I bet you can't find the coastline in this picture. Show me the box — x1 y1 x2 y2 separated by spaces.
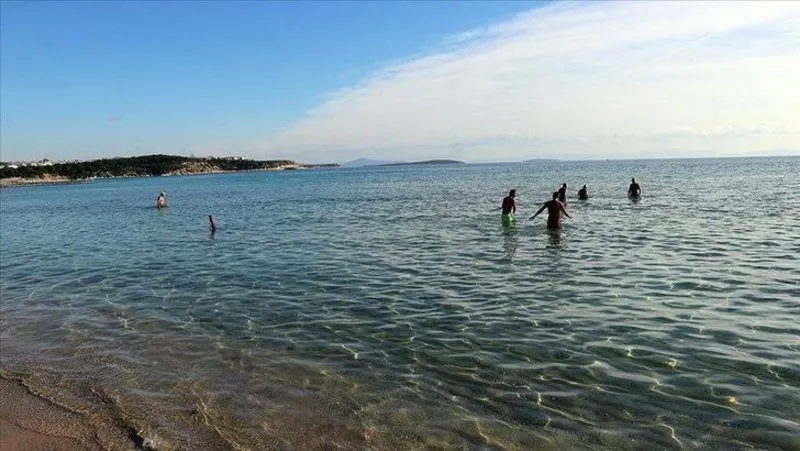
0 376 139 451
0 175 86 188
0 163 331 188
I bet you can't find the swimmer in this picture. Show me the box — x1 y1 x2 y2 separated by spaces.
558 183 567 204
577 184 588 200
628 178 641 198
156 191 167 209
209 215 217 234
500 189 516 224
529 191 571 230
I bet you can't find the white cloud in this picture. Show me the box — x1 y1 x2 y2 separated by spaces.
255 1 800 163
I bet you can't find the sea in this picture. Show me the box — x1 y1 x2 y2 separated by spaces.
1 157 798 450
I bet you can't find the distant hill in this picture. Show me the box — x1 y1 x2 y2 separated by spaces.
0 154 302 181
341 158 399 168
521 158 559 163
378 159 464 167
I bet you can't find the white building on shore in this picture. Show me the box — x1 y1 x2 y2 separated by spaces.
1 158 55 168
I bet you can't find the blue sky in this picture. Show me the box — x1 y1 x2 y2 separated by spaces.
1 1 798 163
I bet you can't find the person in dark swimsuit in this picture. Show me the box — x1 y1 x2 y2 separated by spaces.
577 185 588 200
557 183 567 204
529 191 571 229
628 178 641 198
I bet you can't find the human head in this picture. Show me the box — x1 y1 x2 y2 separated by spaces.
562 183 567 188
552 191 559 200
160 191 165 196
509 189 516 197
631 178 635 183
583 184 587 189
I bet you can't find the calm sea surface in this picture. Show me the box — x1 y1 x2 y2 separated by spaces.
1 158 799 450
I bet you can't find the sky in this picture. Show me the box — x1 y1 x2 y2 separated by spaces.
1 1 798 164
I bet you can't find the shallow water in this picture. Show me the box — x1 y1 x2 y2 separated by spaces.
1 157 799 450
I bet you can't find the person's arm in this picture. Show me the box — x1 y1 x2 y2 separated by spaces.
529 203 547 220
560 203 571 218
512 200 516 215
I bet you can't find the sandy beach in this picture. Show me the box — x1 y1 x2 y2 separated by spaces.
0 377 140 451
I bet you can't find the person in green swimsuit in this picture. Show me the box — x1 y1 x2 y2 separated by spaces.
501 189 516 224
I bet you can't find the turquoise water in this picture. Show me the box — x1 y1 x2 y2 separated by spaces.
1 158 799 450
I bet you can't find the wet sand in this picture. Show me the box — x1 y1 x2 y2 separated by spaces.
0 377 139 451
0 419 87 451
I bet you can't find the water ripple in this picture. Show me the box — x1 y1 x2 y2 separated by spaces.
2 158 799 449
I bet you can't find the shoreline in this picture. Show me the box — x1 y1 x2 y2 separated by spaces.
0 176 88 188
0 376 140 451
0 164 333 188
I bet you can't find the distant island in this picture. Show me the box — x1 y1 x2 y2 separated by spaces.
521 158 559 163
342 158 465 168
0 154 339 187
341 158 399 168
377 159 464 167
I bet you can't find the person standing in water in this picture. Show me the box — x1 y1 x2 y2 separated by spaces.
500 189 516 224
156 191 167 209
529 191 571 229
628 178 641 198
209 215 217 234
558 183 567 204
577 185 588 200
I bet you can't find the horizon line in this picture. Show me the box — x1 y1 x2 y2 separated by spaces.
7 152 798 166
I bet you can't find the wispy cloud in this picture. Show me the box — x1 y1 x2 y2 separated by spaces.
256 1 800 162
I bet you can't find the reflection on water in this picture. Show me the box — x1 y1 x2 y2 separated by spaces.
546 228 563 248
1 157 799 449
501 223 519 260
